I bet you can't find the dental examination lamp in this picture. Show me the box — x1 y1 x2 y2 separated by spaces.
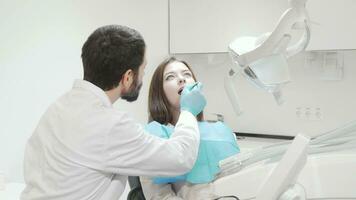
225 0 310 116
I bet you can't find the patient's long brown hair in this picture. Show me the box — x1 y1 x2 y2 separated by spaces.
148 57 204 124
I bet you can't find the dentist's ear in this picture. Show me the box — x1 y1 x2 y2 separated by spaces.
121 69 134 89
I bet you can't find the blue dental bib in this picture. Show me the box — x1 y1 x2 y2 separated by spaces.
145 121 240 184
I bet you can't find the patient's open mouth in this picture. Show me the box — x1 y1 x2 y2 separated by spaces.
178 88 183 95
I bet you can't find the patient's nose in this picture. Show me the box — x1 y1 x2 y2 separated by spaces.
178 76 186 84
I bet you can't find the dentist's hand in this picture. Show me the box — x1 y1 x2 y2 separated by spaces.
180 82 207 116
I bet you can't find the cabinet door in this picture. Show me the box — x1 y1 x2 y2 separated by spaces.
169 0 289 54
306 0 356 51
169 0 356 54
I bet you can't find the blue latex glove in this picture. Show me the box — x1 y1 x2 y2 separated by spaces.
180 82 207 116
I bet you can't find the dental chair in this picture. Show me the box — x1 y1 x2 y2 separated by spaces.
127 120 356 200
213 120 356 199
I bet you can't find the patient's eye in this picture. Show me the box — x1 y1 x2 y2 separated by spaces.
165 74 175 80
183 72 192 78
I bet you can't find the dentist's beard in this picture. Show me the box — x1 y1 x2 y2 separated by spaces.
121 79 143 102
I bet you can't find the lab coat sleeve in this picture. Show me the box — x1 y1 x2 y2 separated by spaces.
104 110 200 177
140 176 183 200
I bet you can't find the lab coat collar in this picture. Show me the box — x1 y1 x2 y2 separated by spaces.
73 79 112 107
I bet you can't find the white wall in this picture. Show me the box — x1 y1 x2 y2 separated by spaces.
0 0 169 191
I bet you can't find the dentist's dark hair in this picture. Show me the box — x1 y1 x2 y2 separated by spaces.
81 25 145 91
148 56 203 124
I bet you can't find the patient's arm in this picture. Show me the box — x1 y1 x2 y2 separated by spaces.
140 176 183 200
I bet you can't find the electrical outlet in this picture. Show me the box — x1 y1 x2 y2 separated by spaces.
296 107 322 120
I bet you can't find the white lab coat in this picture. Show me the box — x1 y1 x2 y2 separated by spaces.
21 80 200 200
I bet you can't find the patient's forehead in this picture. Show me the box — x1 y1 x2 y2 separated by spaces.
164 61 190 74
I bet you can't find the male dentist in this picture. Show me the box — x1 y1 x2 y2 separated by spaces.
21 24 206 200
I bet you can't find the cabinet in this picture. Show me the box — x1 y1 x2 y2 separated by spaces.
306 0 356 50
169 0 356 54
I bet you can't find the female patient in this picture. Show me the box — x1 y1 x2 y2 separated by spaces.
140 57 240 200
